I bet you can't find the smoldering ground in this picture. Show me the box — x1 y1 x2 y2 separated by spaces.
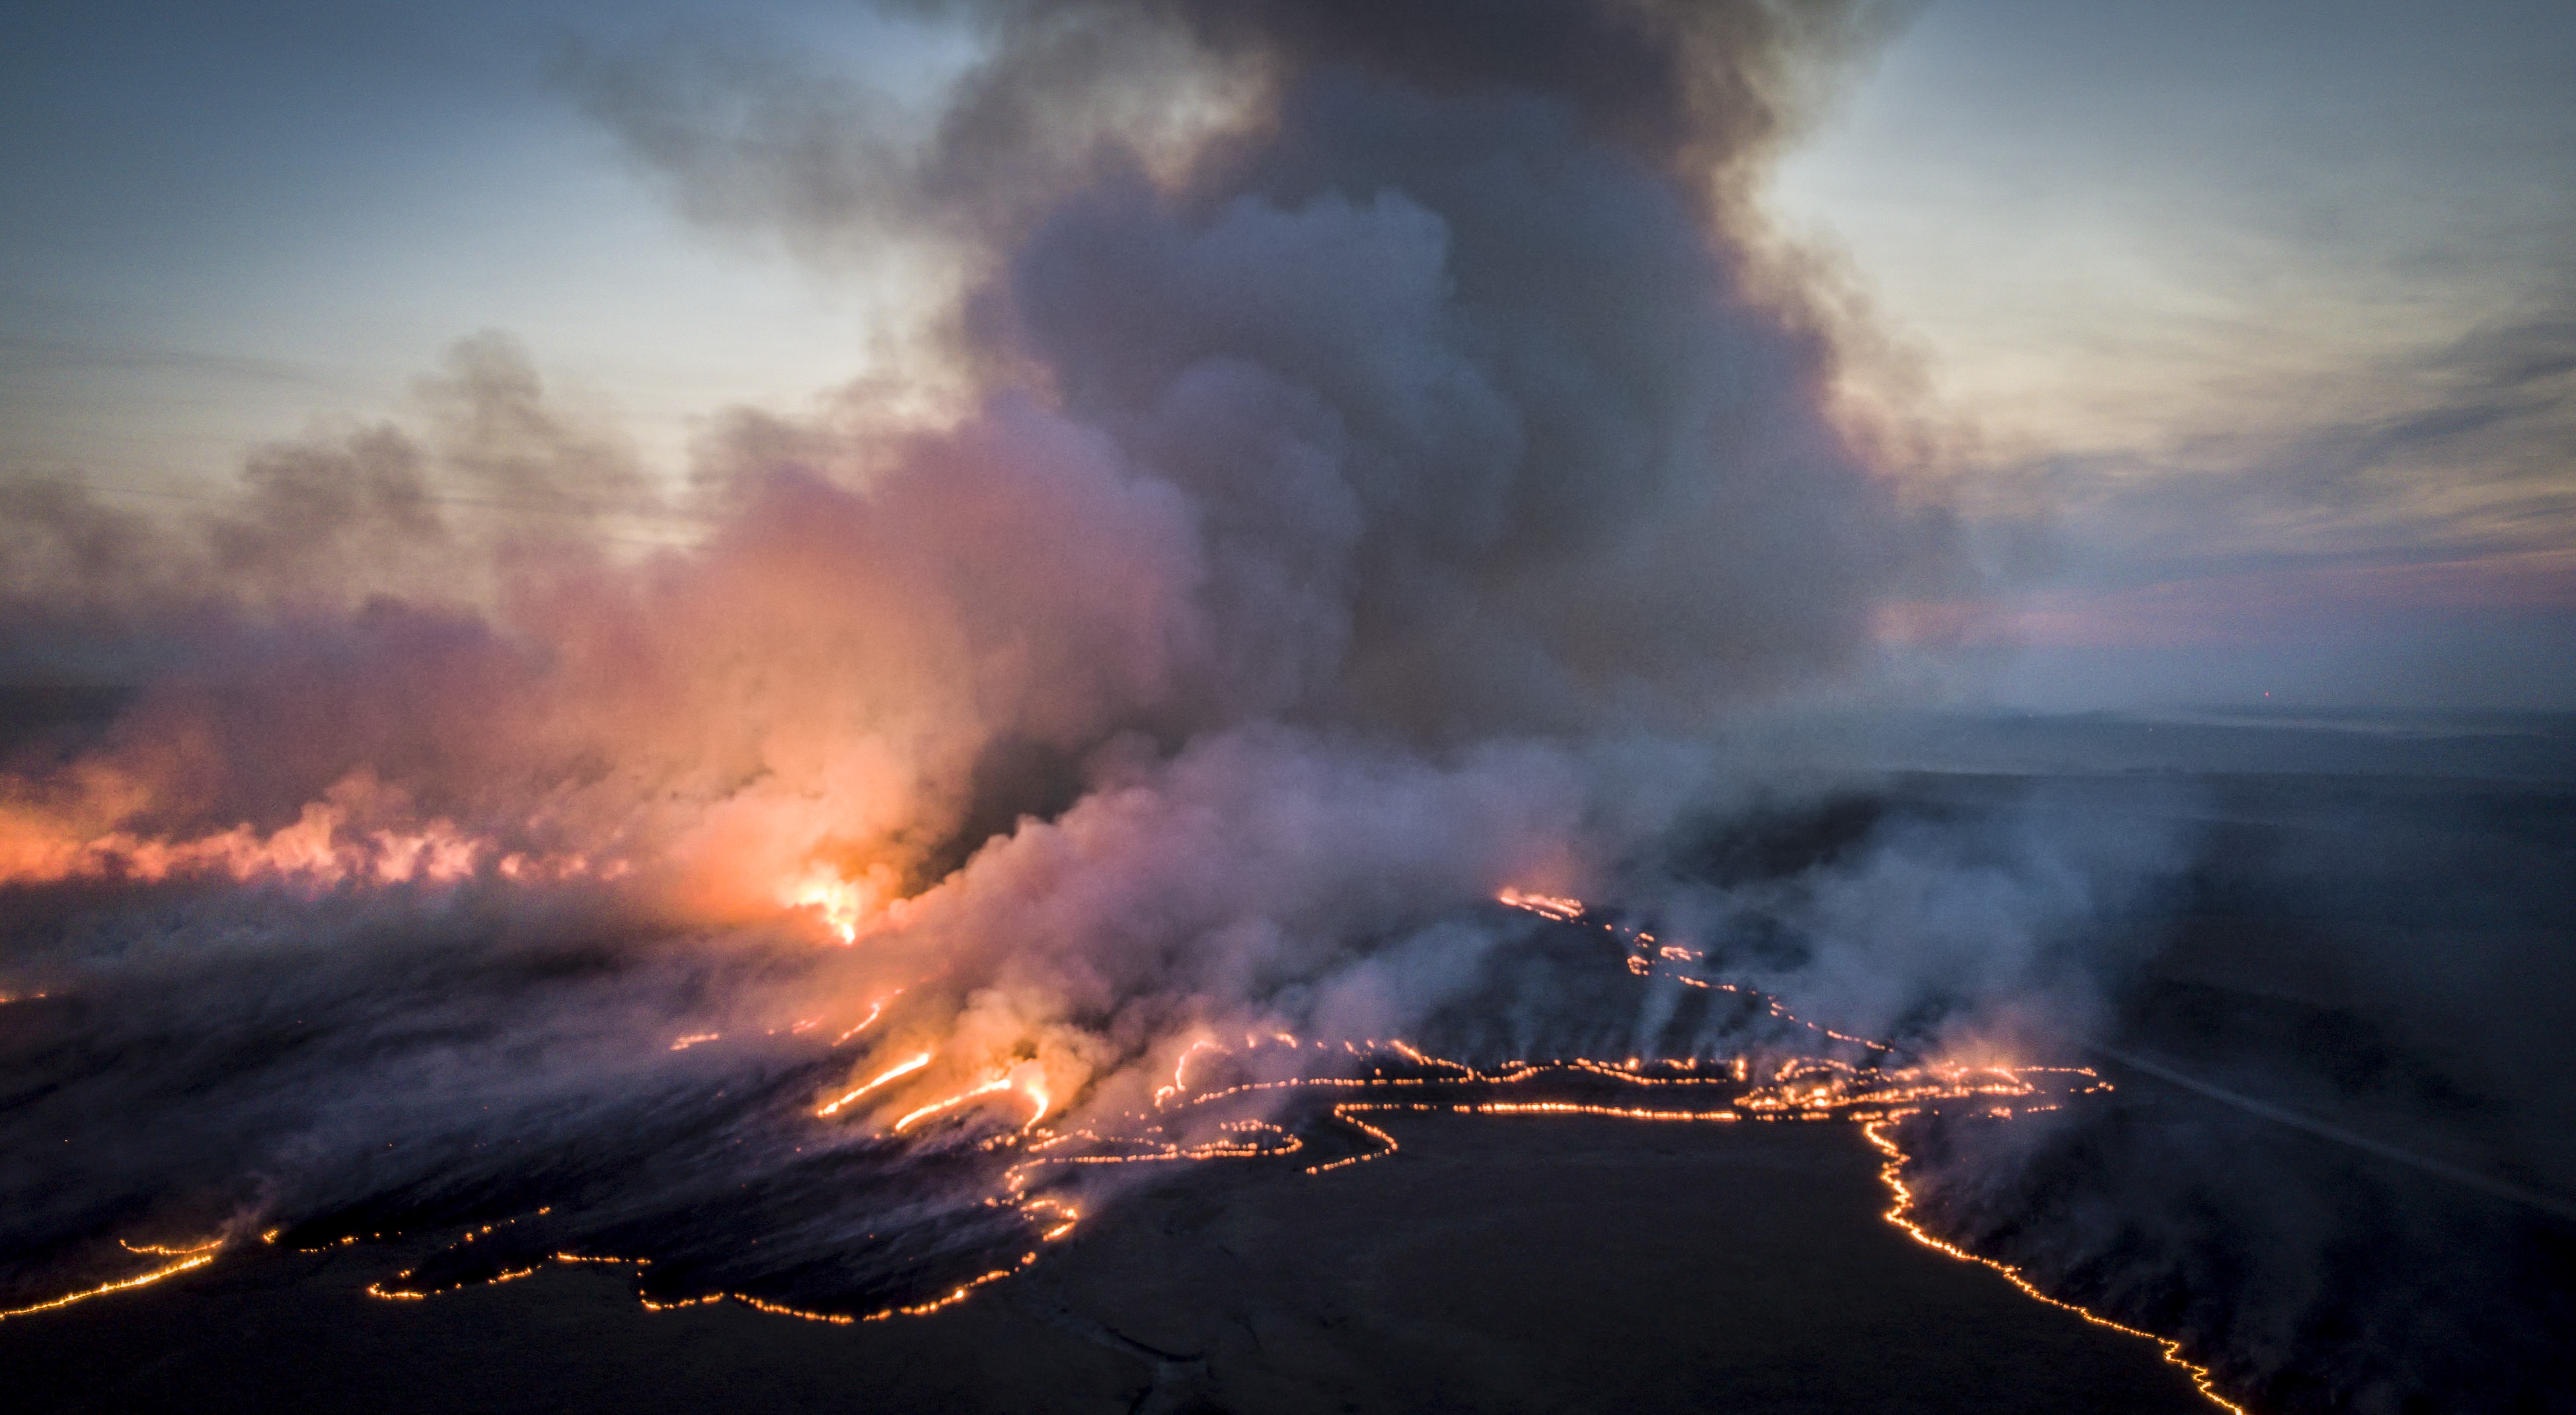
0 0 1910 1326
2 2 2569 1411
1703 759 2576 1415
13 718 2569 1413
0 747 2187 1322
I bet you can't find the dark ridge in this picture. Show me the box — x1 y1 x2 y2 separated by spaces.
2121 979 2490 1120
1661 790 1895 886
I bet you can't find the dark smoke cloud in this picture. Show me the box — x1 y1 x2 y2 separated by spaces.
15 3 2444 1404
989 76 1930 735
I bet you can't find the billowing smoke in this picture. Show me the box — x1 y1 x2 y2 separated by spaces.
0 0 2279 1377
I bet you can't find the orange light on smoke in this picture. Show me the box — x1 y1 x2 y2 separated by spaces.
816 1052 932 1117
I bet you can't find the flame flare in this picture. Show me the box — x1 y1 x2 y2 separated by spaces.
815 1052 932 1118
0 857 2237 1415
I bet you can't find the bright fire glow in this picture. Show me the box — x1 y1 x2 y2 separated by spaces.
1493 886 1583 921
785 866 902 944
891 1075 1018 1133
0 1244 222 1321
0 800 492 891
0 877 2238 1415
1016 1065 1052 1127
292 1013 2229 1415
816 1052 932 1117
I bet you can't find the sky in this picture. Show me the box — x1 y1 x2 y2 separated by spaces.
3 0 2572 710
1769 0 2576 707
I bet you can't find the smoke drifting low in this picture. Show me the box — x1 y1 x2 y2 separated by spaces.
0 0 2285 1384
8 0 1948 1074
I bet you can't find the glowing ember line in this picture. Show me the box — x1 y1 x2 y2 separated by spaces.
634 1256 1042 1327
816 1052 932 1116
1299 1098 1752 1175
1153 1039 1225 1108
1495 886 1584 921
0 1250 218 1320
210 886 2236 1409
314 1028 2222 1405
1862 1118 2244 1414
834 994 897 1045
118 1237 225 1256
1306 1106 1402 1174
369 1263 543 1302
1468 1102 1739 1122
891 1076 1015 1132
1388 1040 1483 1079
1507 890 1902 1053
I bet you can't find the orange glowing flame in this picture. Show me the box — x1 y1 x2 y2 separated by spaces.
817 1052 932 1117
781 862 912 944
118 1237 224 1256
1495 886 1584 921
1153 1038 1225 1108
1015 1064 1053 1128
0 864 2242 1415
834 995 897 1045
787 876 872 944
0 1243 223 1321
0 798 494 891
296 1008 2239 1415
892 1075 1016 1133
887 1061 1053 1135
1862 1118 2246 1414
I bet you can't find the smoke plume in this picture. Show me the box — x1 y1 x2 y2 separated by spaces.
0 0 2218 1358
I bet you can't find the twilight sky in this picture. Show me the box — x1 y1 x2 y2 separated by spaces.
4 0 2571 708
